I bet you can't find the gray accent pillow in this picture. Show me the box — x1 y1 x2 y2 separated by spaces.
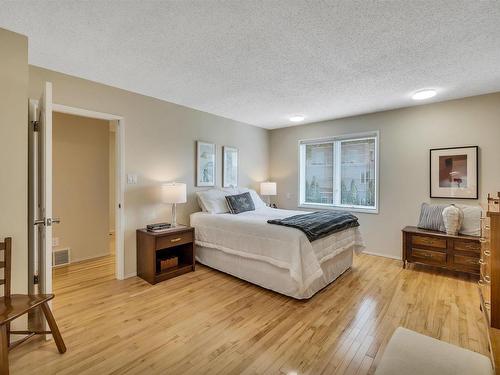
418 203 446 232
225 192 255 214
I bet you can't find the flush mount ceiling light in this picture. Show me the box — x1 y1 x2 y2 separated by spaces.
412 89 437 100
289 115 305 122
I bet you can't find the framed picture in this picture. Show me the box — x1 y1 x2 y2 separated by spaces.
196 141 216 187
223 146 238 187
430 146 478 199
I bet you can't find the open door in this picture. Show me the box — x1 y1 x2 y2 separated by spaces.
29 82 56 297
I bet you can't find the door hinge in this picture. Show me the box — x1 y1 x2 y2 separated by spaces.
32 120 40 132
33 274 39 285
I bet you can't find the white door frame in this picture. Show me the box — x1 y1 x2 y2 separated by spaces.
52 103 126 280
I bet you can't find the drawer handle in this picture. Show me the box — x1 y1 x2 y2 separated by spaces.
480 238 488 243
170 237 182 243
479 259 487 265
484 250 491 257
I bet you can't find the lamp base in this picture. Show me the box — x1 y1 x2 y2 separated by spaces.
171 203 177 227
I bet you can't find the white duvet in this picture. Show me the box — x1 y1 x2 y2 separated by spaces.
190 207 364 294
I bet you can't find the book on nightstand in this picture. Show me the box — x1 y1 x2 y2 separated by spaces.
146 222 171 232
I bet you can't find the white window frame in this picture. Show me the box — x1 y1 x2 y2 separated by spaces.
298 130 379 214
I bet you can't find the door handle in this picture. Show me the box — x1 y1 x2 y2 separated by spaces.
34 217 61 226
34 218 45 226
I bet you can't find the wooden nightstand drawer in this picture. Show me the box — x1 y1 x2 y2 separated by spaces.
453 240 480 254
411 235 447 249
410 248 447 265
156 231 193 250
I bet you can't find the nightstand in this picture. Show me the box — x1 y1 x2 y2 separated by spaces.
136 225 195 284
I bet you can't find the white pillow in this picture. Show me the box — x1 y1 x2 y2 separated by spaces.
457 204 482 237
237 187 267 209
196 195 208 212
196 189 230 214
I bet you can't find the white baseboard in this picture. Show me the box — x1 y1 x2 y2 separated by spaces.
124 272 137 279
362 251 402 261
70 252 111 264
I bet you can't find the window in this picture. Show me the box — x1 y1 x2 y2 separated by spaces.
299 132 378 212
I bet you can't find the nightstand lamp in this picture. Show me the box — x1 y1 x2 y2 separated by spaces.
161 182 187 227
260 181 277 207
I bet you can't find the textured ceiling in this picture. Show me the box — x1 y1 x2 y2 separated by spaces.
1 1 500 129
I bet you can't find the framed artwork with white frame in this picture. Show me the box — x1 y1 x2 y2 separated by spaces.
196 141 216 187
430 146 478 199
223 146 238 187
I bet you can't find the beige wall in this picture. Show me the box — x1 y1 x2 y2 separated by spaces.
270 93 500 259
53 112 110 262
0 28 28 294
29 66 269 277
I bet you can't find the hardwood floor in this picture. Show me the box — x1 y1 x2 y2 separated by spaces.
9 253 488 374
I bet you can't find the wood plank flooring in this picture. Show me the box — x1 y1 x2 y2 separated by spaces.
9 253 489 374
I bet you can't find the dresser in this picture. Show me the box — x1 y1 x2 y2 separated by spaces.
402 226 481 276
478 193 500 372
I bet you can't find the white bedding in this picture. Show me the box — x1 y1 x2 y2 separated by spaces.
190 207 364 295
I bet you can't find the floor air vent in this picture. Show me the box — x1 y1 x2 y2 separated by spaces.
53 248 71 267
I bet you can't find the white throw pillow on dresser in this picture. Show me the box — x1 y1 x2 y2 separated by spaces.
457 204 482 237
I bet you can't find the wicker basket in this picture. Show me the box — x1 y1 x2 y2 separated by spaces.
160 256 178 271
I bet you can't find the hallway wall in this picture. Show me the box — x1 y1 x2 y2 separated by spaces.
53 112 110 262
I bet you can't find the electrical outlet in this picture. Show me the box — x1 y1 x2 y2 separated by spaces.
52 237 59 247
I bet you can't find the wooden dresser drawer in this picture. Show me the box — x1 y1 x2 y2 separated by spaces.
411 235 447 249
453 239 480 254
156 231 193 250
410 248 447 265
453 254 480 269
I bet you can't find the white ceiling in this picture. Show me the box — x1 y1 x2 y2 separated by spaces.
1 1 500 129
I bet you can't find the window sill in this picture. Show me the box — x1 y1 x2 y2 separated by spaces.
298 203 379 215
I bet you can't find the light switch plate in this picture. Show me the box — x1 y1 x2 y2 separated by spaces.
127 174 138 184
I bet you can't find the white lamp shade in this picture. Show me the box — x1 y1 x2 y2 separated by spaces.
161 183 187 204
260 182 277 196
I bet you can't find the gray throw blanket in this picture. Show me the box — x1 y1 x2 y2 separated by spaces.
267 211 359 242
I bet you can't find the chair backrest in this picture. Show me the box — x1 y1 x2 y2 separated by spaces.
0 237 11 298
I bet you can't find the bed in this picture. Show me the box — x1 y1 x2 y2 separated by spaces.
190 188 364 299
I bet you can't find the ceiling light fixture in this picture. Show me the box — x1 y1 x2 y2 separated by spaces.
289 115 305 122
412 89 437 100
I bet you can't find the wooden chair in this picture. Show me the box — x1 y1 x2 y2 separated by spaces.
1 237 66 375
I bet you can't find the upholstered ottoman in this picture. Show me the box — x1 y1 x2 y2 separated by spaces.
375 327 493 375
